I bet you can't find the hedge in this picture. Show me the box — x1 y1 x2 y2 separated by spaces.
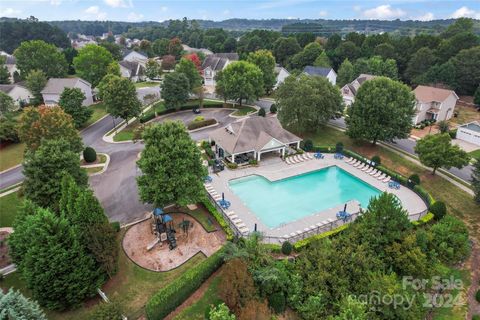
145 248 225 320
201 199 234 240
294 224 348 250
187 118 217 130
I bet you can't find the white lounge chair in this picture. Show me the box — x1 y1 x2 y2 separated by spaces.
365 167 373 173
383 176 391 183
229 214 238 220
354 161 363 168
307 153 314 159
357 163 365 170
231 217 242 223
239 226 249 233
345 157 353 163
226 211 235 217
373 171 382 177
285 157 292 165
350 159 358 166
302 154 310 161
295 155 304 162
236 222 246 228
362 165 370 171
377 173 386 180
213 195 222 201
289 157 297 164
369 169 378 175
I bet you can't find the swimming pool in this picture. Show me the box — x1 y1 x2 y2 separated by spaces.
228 166 381 228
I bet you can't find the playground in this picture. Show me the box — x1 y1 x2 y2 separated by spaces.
122 210 225 272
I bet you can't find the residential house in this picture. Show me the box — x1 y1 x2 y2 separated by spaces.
341 74 377 106
413 85 458 124
41 78 93 106
122 49 148 65
201 53 239 87
209 116 302 164
303 66 337 85
0 51 17 82
274 66 290 89
119 60 146 82
0 84 32 107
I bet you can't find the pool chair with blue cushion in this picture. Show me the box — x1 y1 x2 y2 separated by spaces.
314 152 324 159
204 176 213 183
383 176 391 183
334 153 344 160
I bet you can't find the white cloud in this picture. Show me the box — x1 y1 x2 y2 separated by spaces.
362 5 406 20
414 12 434 21
223 9 231 16
85 6 107 20
0 8 22 17
160 6 168 12
450 6 480 19
103 0 130 8
319 10 328 17
353 5 362 12
127 12 144 22
50 0 62 5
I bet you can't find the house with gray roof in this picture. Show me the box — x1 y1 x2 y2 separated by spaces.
209 116 301 164
41 77 93 106
122 49 148 65
341 74 377 106
201 53 239 87
0 84 32 107
119 60 146 82
303 66 337 85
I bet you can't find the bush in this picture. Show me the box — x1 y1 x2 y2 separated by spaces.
201 199 234 240
438 120 449 133
270 104 277 113
409 174 421 186
335 142 344 153
110 221 121 233
281 241 292 255
193 115 205 122
187 118 217 130
268 292 286 314
139 110 155 123
248 159 258 166
303 139 313 152
90 301 123 320
449 129 457 139
146 248 225 320
430 201 447 220
371 155 381 165
227 163 238 169
472 315 480 320
476 289 480 303
83 147 97 163
258 108 266 117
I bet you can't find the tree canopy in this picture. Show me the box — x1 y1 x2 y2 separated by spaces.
0 91 15 116
14 40 68 78
161 72 190 110
175 57 202 91
0 288 47 320
247 49 276 94
346 77 415 145
102 76 142 122
73 44 115 87
137 121 207 208
273 37 301 67
59 87 92 128
336 58 355 87
25 69 47 106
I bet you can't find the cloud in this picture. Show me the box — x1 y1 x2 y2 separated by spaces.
450 6 480 19
353 5 362 12
85 6 107 20
414 12 434 21
103 0 130 8
223 9 231 16
50 0 62 5
319 10 328 17
0 8 22 17
160 6 168 12
127 12 144 21
362 5 406 20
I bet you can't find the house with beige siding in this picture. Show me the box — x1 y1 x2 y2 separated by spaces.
341 74 377 106
0 84 32 107
41 78 93 106
413 85 458 124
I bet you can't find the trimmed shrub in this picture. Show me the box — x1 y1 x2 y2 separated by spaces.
472 315 480 320
281 241 292 255
268 292 286 314
110 221 121 233
294 225 348 250
270 104 277 113
315 146 333 153
187 119 217 130
248 159 258 166
83 147 97 163
438 120 449 133
146 248 225 320
227 163 238 169
408 174 421 187
476 289 480 303
335 142 344 153
430 201 447 220
258 108 266 117
90 301 123 320
193 115 205 122
449 129 457 139
201 199 234 240
371 155 381 165
303 139 313 152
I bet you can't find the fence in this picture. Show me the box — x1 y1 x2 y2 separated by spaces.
206 191 245 238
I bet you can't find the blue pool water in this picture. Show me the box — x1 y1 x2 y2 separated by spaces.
228 166 381 228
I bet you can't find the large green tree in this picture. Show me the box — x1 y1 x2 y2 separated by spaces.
289 42 322 70
247 49 276 94
215 61 264 106
0 288 47 320
103 76 142 123
346 77 415 145
59 87 92 128
145 58 160 80
275 74 343 133
8 206 100 310
73 44 114 87
0 91 15 116
313 51 331 68
18 106 83 153
470 159 480 203
137 121 207 208
14 40 67 78
354 56 398 80
175 57 202 91
25 69 47 106
336 58 355 87
450 46 480 95
161 72 190 110
414 133 470 175
0 55 10 84
152 38 169 56
273 37 301 66
23 138 88 209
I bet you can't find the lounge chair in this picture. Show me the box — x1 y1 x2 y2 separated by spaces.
302 154 310 161
369 169 378 175
239 226 249 233
377 173 386 180
236 222 247 228
365 167 373 173
383 176 391 183
288 157 297 164
229 214 238 220
373 171 382 177
357 163 365 170
353 161 362 167
226 211 235 217
212 195 222 201
297 155 305 162
362 165 370 171
285 157 292 165
307 153 314 159
350 159 358 166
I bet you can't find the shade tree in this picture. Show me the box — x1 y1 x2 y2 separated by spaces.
73 44 115 87
175 57 202 91
246 49 276 94
14 40 68 78
102 76 142 123
59 87 92 128
25 69 47 106
161 72 190 110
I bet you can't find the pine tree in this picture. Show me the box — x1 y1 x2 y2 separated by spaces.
472 159 480 204
0 288 47 320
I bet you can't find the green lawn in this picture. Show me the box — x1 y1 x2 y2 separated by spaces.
166 204 218 233
469 149 480 160
0 191 23 227
82 102 108 128
232 106 257 116
432 268 470 320
1 231 206 320
0 142 25 172
83 167 103 175
134 81 160 88
112 121 141 142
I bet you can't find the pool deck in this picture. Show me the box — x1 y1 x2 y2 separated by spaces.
207 153 428 240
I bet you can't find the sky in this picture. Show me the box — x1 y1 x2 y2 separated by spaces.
0 0 479 22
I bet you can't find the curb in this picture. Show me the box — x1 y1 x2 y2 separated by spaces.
81 153 111 176
0 164 21 175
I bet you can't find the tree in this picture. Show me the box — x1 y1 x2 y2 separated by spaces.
63 47 78 75
471 159 480 203
374 43 396 60
0 55 10 84
0 288 47 320
137 121 207 208
0 91 15 116
152 38 169 56
59 88 92 128
25 69 47 106
313 51 331 68
209 303 236 320
353 56 399 80
215 61 264 106
289 42 322 70
450 46 480 95
161 54 176 70
175 57 202 91
219 259 257 313
346 77 415 145
145 59 160 80
184 53 202 72
273 37 301 66
168 37 183 59
106 61 121 77
247 50 276 94
90 301 123 320
332 296 369 320
13 40 68 78
23 139 88 209
429 215 470 264
18 106 83 153
8 207 100 310
99 41 122 60
103 76 142 123
474 86 480 106
73 44 114 87
276 74 343 133
0 114 19 143
405 47 437 83
161 72 190 110
415 133 470 175
333 41 360 67
336 58 355 87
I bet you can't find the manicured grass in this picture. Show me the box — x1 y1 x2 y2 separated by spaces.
174 271 223 320
432 268 470 320
232 106 257 116
83 102 108 128
2 231 206 320
112 121 141 142
135 81 160 88
182 205 217 232
469 149 480 160
0 142 25 172
84 167 103 175
0 191 23 227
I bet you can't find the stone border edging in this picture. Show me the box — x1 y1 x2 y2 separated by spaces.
0 164 21 175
